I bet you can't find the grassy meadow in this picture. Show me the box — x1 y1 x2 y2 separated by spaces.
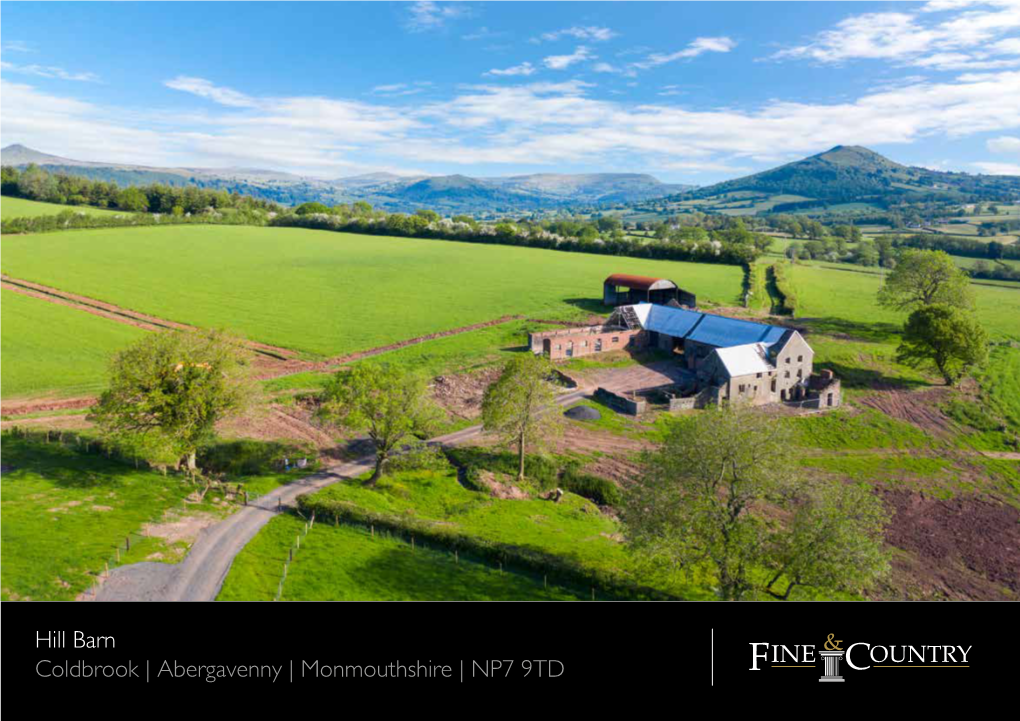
0 196 129 220
0 435 195 601
0 225 744 358
0 433 302 601
218 513 589 601
1 289 148 399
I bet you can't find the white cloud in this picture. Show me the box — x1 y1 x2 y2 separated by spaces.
0 61 100 82
543 46 595 70
371 82 431 97
630 37 737 70
462 27 505 41
2 40 35 53
5 68 1020 179
165 76 258 107
988 135 1020 153
972 161 1020 174
535 26 618 43
485 62 537 77
405 1 468 33
773 3 1020 70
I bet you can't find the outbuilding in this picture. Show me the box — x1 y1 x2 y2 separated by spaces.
602 274 696 307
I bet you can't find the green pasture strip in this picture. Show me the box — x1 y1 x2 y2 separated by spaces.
0 225 743 357
1 288 148 399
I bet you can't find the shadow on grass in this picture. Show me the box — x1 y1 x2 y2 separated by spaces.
798 316 903 344
562 297 611 316
345 545 591 601
816 361 931 391
0 437 143 489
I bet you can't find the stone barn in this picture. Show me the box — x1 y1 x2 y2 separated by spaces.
602 274 696 308
533 301 840 408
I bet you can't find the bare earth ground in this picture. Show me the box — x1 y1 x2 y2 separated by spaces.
856 387 957 437
880 488 1020 600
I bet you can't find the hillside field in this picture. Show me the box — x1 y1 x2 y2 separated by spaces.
0 196 129 220
787 263 1020 340
1 289 148 398
0 225 744 358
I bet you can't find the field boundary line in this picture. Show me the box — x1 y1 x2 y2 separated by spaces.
1 274 299 360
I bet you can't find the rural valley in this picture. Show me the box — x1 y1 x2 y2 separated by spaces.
2 0 1019 605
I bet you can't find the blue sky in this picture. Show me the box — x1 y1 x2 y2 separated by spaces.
2 1 1019 182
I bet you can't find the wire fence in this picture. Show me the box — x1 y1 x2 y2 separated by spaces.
271 511 606 602
274 511 316 601
2 425 263 601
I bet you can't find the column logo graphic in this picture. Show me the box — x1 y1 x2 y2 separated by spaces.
819 634 844 683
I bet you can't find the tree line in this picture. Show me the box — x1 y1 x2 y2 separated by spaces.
1 164 281 214
1 165 762 265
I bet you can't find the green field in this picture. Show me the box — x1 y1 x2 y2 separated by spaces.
0 225 744 358
1 289 148 398
788 263 1020 341
0 196 128 220
218 513 588 601
0 434 299 601
222 467 715 600
0 436 195 601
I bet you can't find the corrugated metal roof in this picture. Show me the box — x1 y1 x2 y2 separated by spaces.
641 304 704 338
687 313 788 348
713 343 773 377
626 303 789 349
604 274 677 291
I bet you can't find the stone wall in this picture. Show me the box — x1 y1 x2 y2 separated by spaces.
530 325 644 360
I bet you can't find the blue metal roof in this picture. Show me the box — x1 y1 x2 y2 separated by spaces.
630 303 788 349
686 314 787 348
643 304 704 338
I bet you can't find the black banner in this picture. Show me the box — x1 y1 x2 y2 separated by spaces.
1 601 1008 705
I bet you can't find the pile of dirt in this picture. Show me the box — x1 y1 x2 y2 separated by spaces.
858 387 956 437
564 405 601 421
431 367 503 419
217 404 340 460
881 488 1020 600
475 470 529 500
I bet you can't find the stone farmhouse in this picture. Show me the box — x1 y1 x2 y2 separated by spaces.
530 294 841 409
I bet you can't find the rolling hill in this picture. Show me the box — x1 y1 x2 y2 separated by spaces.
673 146 1020 211
0 144 688 214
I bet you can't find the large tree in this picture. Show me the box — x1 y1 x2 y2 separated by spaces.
481 353 560 482
763 482 889 600
89 329 258 474
877 249 974 311
316 363 441 485
897 303 989 385
622 406 889 600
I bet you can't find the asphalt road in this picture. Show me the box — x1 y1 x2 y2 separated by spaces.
96 388 587 602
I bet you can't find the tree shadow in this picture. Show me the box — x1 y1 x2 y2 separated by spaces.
816 361 931 391
0 436 145 489
798 316 903 344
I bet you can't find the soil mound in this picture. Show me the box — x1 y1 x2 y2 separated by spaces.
565 405 601 421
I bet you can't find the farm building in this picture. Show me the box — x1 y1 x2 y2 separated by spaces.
531 302 840 408
602 274 697 308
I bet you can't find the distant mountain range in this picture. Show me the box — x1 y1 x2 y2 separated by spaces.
0 145 690 214
673 145 1020 208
